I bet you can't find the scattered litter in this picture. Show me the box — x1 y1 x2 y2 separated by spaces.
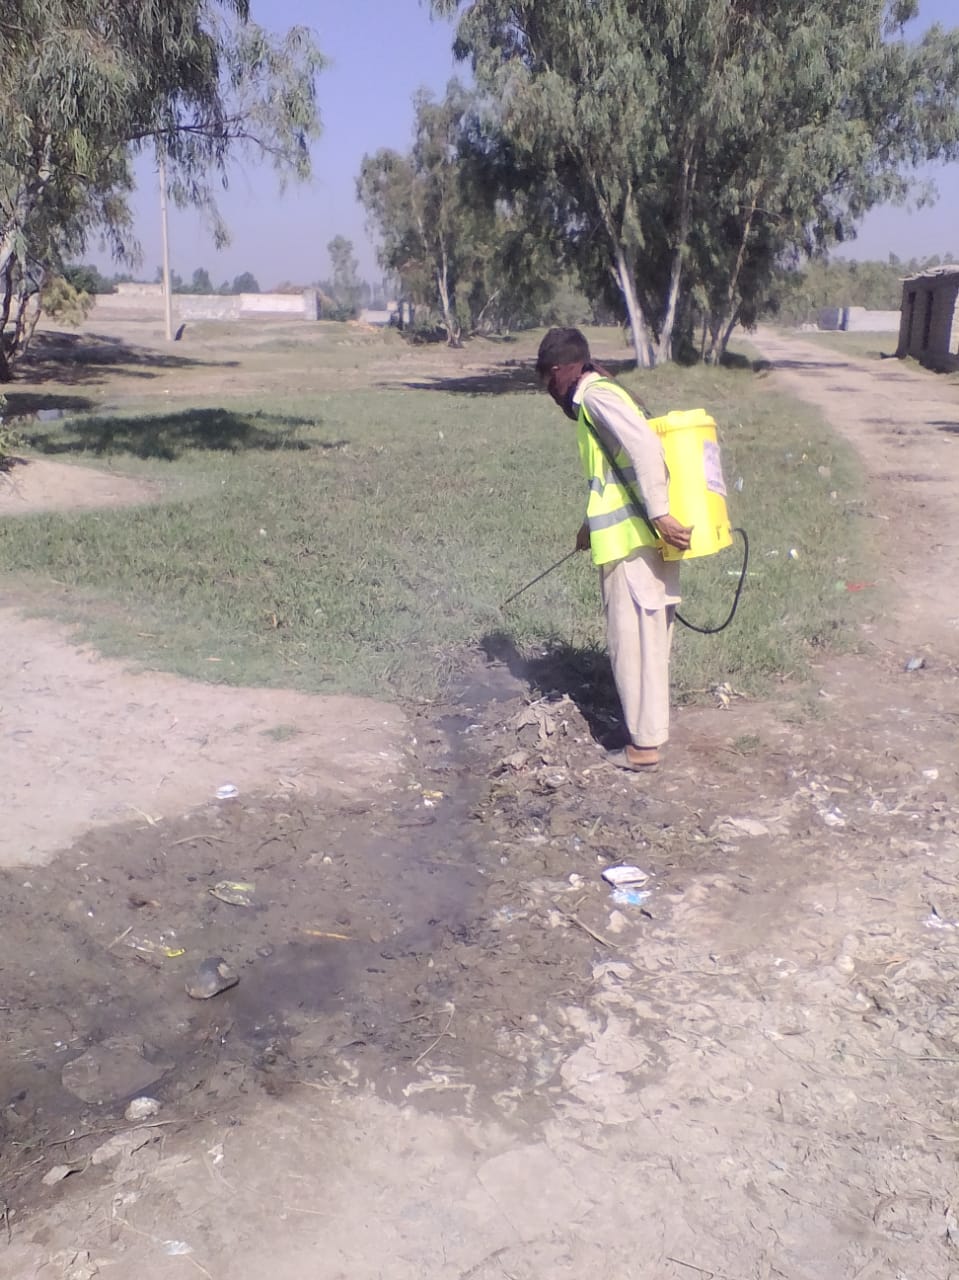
124 1097 161 1122
712 682 746 709
904 656 925 672
788 548 799 560
256 944 275 958
713 816 769 839
163 1242 193 1257
207 1142 225 1166
844 581 875 592
301 928 351 941
123 935 185 960
422 789 445 807
612 888 652 908
209 880 255 907
510 696 574 744
215 784 239 800
568 873 585 888
922 768 940 781
925 912 959 931
821 808 846 828
602 865 649 888
185 956 239 1000
734 476 744 492
42 1164 80 1187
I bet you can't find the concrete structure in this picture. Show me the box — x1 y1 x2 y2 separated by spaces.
818 305 901 333
97 286 319 323
897 265 959 370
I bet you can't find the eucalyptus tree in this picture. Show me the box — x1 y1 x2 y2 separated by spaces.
431 0 959 365
0 0 323 376
358 82 481 345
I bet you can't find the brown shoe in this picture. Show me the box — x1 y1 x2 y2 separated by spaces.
606 745 660 771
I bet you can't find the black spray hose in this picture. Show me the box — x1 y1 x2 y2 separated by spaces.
675 527 749 635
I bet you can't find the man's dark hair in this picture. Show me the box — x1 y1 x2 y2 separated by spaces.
536 327 591 376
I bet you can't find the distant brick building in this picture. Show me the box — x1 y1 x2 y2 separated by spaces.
897 265 959 370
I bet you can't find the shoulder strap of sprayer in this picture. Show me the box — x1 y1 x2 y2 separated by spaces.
581 379 659 542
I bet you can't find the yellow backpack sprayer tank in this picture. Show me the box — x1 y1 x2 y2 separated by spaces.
503 387 748 635
647 409 734 563
580 397 748 635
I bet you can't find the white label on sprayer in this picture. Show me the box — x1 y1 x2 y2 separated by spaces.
703 440 727 497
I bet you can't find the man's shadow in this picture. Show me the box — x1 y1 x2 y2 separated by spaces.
480 631 628 749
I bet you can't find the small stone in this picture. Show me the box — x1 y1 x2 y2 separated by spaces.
42 1164 80 1187
61 1038 171 1105
904 656 925 672
607 911 628 935
125 1096 161 1122
256 944 275 959
185 957 239 1000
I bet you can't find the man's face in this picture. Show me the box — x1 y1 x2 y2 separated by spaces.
540 361 585 419
539 365 563 407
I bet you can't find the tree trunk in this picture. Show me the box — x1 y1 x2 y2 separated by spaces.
435 244 461 347
656 155 695 364
657 248 683 364
612 239 654 368
717 303 743 361
705 194 758 363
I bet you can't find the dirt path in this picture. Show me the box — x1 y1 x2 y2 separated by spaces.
3 341 959 1280
1 610 407 865
754 328 959 659
1 459 156 517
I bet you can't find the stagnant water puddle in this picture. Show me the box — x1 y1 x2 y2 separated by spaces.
0 679 523 1197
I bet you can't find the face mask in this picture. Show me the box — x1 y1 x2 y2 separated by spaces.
561 386 580 421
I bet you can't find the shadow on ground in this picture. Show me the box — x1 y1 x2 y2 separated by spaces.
930 421 959 435
2 390 97 417
23 408 347 462
749 357 859 373
12 329 239 389
481 631 626 747
391 357 637 396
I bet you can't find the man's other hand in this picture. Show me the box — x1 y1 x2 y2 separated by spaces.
654 515 693 551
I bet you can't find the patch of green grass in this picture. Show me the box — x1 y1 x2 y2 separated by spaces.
790 330 899 362
0 341 872 703
261 723 301 742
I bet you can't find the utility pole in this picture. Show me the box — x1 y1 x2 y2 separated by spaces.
158 152 174 342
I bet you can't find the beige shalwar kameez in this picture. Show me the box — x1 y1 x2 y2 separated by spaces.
575 372 680 748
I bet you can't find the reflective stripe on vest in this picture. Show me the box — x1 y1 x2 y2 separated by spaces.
577 381 661 566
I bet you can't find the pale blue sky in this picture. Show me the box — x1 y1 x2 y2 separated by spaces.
91 0 959 286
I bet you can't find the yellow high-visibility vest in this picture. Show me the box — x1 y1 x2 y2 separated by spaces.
577 380 661 566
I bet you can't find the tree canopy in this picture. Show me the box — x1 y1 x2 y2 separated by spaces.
429 0 959 364
0 0 324 375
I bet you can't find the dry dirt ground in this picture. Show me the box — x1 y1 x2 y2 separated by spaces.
2 329 959 1280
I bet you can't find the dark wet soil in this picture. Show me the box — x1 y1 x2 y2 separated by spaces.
0 660 603 1203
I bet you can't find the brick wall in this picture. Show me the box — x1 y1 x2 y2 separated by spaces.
898 277 959 369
